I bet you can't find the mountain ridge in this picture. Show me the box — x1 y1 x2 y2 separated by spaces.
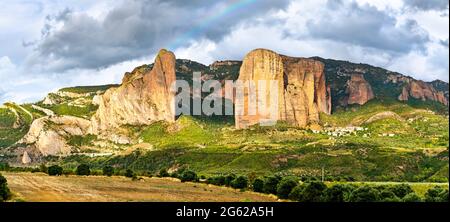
0 48 448 183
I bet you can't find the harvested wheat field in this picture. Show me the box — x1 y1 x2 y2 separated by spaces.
2 172 277 202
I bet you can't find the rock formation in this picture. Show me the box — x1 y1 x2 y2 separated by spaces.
235 49 331 129
386 74 448 106
398 86 409 101
345 74 374 105
398 80 448 106
210 60 242 70
20 116 91 156
21 151 31 164
90 49 176 133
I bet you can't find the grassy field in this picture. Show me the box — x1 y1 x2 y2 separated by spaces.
56 103 448 182
2 172 277 202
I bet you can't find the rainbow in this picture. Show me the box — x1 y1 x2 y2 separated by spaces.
167 0 258 50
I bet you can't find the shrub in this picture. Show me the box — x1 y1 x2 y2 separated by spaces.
180 170 198 182
425 186 448 202
224 174 236 187
170 172 179 178
402 193 422 202
75 164 91 176
348 185 380 202
0 174 11 202
290 181 327 202
247 172 257 184
158 168 169 177
102 165 114 177
252 178 264 193
0 162 10 171
231 176 248 189
39 164 48 173
207 176 226 186
379 190 401 202
389 184 413 199
263 176 281 194
276 178 298 199
323 184 355 202
288 184 305 201
47 165 63 176
125 169 135 178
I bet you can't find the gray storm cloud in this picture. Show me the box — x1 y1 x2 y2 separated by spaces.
403 0 449 11
26 0 290 72
305 1 430 54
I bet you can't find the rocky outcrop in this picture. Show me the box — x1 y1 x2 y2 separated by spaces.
22 151 31 164
398 86 409 101
210 60 242 70
235 49 331 129
398 80 448 106
386 74 448 106
345 74 374 105
90 49 176 133
20 116 91 156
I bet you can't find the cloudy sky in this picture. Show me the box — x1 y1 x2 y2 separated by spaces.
0 0 448 103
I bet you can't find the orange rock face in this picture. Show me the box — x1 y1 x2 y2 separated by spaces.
235 49 331 129
398 86 409 101
90 49 176 132
345 74 375 105
399 80 448 106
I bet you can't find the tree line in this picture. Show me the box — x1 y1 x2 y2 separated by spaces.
1 163 448 202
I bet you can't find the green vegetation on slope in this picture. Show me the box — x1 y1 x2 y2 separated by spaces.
0 103 33 148
42 103 98 118
59 84 119 94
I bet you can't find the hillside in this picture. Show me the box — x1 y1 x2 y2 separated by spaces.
0 49 448 183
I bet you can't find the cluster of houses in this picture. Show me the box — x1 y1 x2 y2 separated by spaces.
311 126 398 138
312 126 368 137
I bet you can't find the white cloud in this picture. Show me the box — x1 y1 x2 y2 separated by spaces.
387 42 449 81
0 0 448 104
0 54 154 104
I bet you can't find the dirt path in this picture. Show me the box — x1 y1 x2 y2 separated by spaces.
2 172 277 202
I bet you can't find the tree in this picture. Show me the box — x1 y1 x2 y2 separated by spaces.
323 184 355 202
224 174 236 187
425 186 448 202
389 184 413 199
290 181 327 202
180 170 198 182
102 165 114 177
39 164 48 173
348 186 380 202
402 193 422 202
252 178 264 193
125 169 134 178
76 164 91 176
247 172 257 184
379 190 401 202
276 178 298 199
231 176 248 189
263 176 281 194
288 184 305 201
0 174 11 202
47 165 63 176
0 162 10 171
158 168 169 177
207 176 226 186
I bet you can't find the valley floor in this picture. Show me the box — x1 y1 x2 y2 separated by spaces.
2 172 277 202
